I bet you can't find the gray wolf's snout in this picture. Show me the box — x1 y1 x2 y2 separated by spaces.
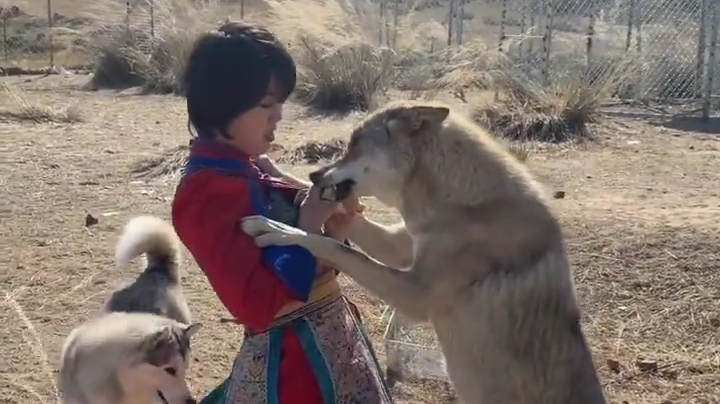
309 169 325 185
318 179 356 202
333 179 356 201
185 398 197 404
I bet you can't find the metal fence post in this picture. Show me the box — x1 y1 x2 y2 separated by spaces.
696 0 708 98
542 0 554 86
47 0 53 71
150 0 155 42
586 6 596 67
447 0 455 46
456 0 465 45
703 0 718 120
625 0 634 52
125 1 131 34
1 16 7 61
499 0 507 52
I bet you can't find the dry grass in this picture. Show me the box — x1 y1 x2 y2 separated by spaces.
2 69 720 404
2 291 61 404
0 83 82 123
130 144 190 180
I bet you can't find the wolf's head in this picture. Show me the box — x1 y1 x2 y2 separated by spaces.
118 322 202 404
309 101 450 207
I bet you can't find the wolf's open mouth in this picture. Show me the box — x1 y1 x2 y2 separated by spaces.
157 390 169 404
319 179 356 202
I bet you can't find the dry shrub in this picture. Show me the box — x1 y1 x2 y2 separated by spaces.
503 142 532 162
473 88 600 143
468 55 636 143
264 0 436 113
278 138 348 164
130 145 189 179
419 39 512 98
293 39 395 113
263 0 397 113
0 84 82 123
84 0 221 94
86 28 146 90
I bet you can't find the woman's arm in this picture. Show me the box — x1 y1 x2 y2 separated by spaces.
172 170 300 331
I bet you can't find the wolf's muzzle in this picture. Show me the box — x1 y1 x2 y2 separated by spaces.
319 179 356 202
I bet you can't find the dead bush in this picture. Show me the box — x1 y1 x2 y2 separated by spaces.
470 57 634 143
278 139 348 164
87 25 198 94
293 38 394 113
84 0 219 94
0 84 83 123
130 145 189 179
87 28 147 90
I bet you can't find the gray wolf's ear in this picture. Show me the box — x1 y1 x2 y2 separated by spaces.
140 326 175 366
183 323 202 340
144 325 173 350
391 105 450 133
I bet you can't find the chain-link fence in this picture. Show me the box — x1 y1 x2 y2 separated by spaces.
0 0 164 72
438 0 719 115
2 0 719 113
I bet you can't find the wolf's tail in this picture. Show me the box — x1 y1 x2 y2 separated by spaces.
115 215 181 283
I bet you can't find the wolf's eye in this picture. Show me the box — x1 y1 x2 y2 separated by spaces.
164 367 177 376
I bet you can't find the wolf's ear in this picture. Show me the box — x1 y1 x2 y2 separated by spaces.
139 326 174 365
183 323 202 340
143 325 173 349
389 105 450 134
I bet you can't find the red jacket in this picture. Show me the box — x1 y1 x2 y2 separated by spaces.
172 140 324 403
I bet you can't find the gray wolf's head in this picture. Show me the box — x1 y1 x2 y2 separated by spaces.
118 322 202 404
310 101 450 207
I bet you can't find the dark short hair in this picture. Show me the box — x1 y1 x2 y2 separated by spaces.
184 22 296 139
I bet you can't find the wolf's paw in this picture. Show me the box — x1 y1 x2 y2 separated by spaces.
241 216 308 248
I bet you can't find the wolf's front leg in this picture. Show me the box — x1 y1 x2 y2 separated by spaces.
241 216 429 322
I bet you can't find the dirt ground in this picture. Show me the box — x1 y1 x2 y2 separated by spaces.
1 74 719 404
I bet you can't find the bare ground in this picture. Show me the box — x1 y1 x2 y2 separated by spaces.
1 74 719 404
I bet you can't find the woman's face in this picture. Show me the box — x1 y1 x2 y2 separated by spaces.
223 76 284 157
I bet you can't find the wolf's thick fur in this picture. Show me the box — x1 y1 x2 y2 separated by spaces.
242 100 607 404
59 216 199 404
105 215 191 324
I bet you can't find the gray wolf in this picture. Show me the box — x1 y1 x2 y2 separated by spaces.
241 100 607 404
59 216 201 404
105 215 191 324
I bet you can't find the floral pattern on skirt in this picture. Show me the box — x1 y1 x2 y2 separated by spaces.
225 297 393 404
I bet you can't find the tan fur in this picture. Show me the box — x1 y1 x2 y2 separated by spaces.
105 215 191 324
242 100 607 404
59 216 200 404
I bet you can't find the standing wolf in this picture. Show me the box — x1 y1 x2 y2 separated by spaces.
242 101 607 404
59 216 201 404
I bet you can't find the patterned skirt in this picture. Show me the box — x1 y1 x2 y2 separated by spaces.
200 296 393 404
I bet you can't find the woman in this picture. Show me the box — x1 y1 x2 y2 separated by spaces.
172 22 393 404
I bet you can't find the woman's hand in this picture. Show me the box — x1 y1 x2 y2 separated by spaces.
256 154 311 187
298 185 340 234
324 194 365 241
254 154 280 176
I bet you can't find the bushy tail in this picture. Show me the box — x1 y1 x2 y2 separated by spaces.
115 215 181 283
